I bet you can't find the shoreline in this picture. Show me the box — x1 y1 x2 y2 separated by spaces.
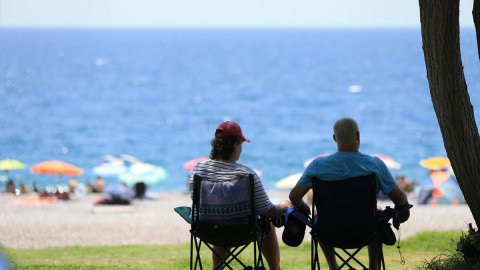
0 191 475 249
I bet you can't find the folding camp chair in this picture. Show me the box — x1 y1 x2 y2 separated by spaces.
174 174 267 270
310 173 385 270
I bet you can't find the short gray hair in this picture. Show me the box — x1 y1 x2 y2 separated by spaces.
333 118 359 146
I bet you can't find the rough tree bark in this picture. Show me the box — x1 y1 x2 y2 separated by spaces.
474 0 480 60
419 0 480 227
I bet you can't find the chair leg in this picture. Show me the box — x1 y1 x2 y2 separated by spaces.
222 240 265 270
311 238 320 270
333 249 348 269
255 236 265 269
206 243 252 270
190 233 193 270
191 235 264 269
336 248 367 269
253 237 258 269
379 244 385 270
220 246 247 269
367 238 384 270
209 245 235 270
311 237 314 269
191 235 203 270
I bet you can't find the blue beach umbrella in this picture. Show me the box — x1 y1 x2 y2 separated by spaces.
92 154 133 177
93 162 128 176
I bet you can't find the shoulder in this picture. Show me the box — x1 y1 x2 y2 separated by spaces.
369 155 389 169
354 152 384 165
309 154 331 167
193 159 229 174
193 159 210 171
235 163 259 177
363 154 395 182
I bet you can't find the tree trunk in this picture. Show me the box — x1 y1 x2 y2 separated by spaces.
474 0 480 60
419 0 480 227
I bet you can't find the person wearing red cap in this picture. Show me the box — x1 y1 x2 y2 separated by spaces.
189 121 290 270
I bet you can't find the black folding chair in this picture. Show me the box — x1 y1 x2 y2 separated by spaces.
175 174 267 270
310 173 385 270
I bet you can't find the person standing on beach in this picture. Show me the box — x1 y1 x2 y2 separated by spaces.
289 117 411 270
189 121 290 270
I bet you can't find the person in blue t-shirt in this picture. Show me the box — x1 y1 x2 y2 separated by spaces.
289 118 410 270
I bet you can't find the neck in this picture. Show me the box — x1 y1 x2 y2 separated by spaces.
337 145 359 152
215 157 237 163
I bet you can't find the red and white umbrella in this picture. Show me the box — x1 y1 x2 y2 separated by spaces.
372 154 402 170
183 156 209 171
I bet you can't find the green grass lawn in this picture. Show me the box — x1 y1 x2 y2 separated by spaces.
2 231 462 270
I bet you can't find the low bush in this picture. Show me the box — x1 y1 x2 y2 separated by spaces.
417 224 480 270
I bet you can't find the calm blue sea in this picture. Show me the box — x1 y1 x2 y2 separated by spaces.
0 28 479 192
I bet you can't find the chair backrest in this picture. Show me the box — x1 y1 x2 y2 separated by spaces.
191 174 257 247
312 173 377 249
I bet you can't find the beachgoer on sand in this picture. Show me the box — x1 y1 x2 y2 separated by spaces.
4 179 16 194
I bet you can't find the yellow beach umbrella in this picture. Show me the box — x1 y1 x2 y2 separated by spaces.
274 172 303 189
0 159 26 173
420 157 451 170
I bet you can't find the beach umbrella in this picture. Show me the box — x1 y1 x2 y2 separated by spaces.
0 159 26 175
372 154 402 170
274 172 303 189
92 154 146 176
420 157 451 171
93 162 128 176
183 156 209 171
119 163 168 186
30 160 84 176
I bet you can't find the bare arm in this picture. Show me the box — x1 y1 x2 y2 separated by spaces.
289 184 311 214
262 200 291 217
388 187 410 222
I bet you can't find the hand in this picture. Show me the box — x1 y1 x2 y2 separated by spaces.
397 209 410 223
299 201 311 215
278 200 292 209
395 203 412 223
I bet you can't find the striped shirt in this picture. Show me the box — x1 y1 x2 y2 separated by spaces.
189 159 274 215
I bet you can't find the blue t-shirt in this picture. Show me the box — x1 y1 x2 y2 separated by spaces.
297 151 397 195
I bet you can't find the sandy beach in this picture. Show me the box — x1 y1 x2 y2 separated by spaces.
0 191 475 249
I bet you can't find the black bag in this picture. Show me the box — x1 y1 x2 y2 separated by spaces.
377 207 398 246
379 220 396 245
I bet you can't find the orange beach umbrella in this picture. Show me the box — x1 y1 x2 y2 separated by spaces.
30 160 84 176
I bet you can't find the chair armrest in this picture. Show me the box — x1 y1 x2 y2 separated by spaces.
174 206 192 224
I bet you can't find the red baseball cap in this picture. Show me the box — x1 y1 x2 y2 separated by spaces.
214 121 250 143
